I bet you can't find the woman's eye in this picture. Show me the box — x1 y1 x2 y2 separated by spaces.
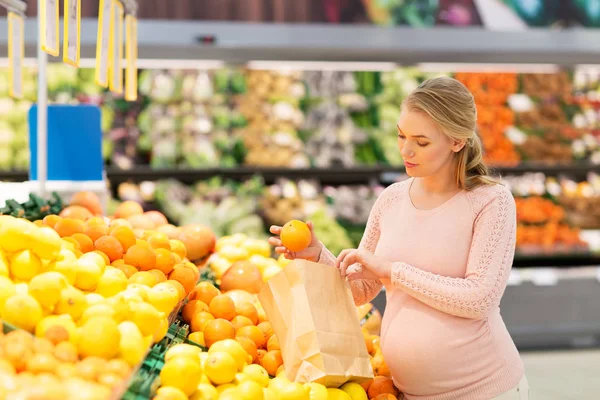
417 142 429 147
397 135 405 140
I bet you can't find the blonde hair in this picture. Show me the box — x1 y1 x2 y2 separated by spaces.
402 76 497 191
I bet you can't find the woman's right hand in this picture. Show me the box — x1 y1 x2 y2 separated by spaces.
268 222 323 262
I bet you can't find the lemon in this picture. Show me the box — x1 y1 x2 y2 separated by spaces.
241 239 271 258
0 276 16 313
10 250 43 281
79 252 106 271
208 339 248 371
94 268 128 298
305 383 329 400
28 272 68 310
104 295 131 322
216 384 237 395
77 316 120 359
160 357 202 396
165 343 203 363
2 293 43 332
190 383 218 400
46 249 77 285
219 388 242 400
0 250 9 277
261 265 283 282
340 382 368 400
278 253 292 267
263 387 278 400
55 286 88 321
30 226 62 261
238 380 265 400
269 376 290 394
74 258 102 291
129 301 162 336
242 364 270 387
327 388 352 400
80 303 117 325
204 351 237 385
0 217 35 253
125 284 150 302
278 382 310 400
155 387 187 400
35 314 78 344
219 245 249 262
14 282 28 295
85 293 105 307
117 321 146 367
147 282 179 314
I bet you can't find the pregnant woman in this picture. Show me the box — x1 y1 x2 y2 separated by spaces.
269 76 528 400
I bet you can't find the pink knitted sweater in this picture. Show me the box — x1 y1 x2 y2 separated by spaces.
318 178 524 400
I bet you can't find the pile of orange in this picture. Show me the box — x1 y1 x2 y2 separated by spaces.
181 282 285 377
40 208 198 299
0 324 132 399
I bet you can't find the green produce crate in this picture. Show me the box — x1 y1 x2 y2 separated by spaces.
120 318 204 399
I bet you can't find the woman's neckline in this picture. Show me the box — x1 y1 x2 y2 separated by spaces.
407 177 464 215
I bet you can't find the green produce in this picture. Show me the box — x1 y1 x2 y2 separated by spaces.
309 208 355 256
0 192 64 221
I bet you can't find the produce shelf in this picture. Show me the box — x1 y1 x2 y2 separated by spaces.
1 20 600 65
1 163 596 185
513 253 600 268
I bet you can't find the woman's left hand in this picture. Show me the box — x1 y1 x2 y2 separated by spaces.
336 249 392 281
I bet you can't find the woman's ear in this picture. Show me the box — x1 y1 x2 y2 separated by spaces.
452 139 466 153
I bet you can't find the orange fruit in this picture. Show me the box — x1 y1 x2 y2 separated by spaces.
190 282 220 305
235 302 258 325
54 218 85 237
182 300 209 324
62 237 81 251
183 262 200 281
220 261 263 294
71 233 94 253
280 220 312 252
155 248 176 275
372 394 398 400
94 236 124 263
203 318 235 348
165 280 186 301
105 359 132 379
85 224 109 243
128 271 158 287
209 295 236 321
190 311 215 334
266 335 280 352
115 263 138 278
257 322 274 344
231 315 253 331
110 226 137 252
144 211 169 227
124 244 156 271
260 350 283 377
59 205 93 221
43 215 62 228
34 220 44 227
111 259 125 267
76 356 107 381
236 325 265 349
169 239 187 259
148 269 167 284
256 349 267 365
168 265 197 294
114 201 144 219
148 233 170 250
54 342 78 363
236 336 258 363
70 192 103 216
25 353 59 374
92 250 111 267
367 376 399 399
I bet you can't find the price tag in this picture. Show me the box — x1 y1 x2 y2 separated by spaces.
95 0 113 88
63 0 81 67
41 0 60 56
109 0 124 94
125 14 138 101
8 12 24 99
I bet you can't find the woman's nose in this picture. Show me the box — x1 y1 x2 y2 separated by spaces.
401 144 414 158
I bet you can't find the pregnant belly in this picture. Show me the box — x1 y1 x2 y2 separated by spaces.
380 292 499 396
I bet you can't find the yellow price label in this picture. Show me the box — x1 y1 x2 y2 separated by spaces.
109 0 124 94
95 0 113 88
8 12 24 99
41 0 59 56
63 0 81 67
125 14 138 101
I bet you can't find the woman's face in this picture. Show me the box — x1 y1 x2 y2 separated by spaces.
397 109 464 178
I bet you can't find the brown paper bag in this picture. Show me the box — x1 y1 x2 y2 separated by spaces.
257 259 374 387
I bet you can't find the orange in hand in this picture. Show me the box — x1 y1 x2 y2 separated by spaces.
280 220 311 252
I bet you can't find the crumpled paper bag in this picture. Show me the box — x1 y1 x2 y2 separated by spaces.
258 259 374 387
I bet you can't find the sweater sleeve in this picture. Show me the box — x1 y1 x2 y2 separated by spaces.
317 185 398 306
390 185 516 320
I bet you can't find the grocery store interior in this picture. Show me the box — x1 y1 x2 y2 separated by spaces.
0 1 599 399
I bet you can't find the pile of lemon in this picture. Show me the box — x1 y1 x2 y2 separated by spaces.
155 341 368 400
